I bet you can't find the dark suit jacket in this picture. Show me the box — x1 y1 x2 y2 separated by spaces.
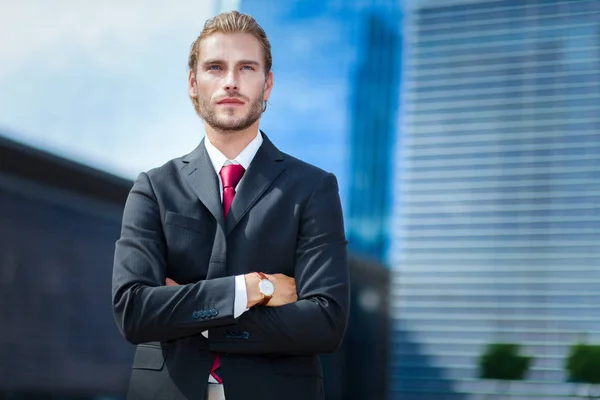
111 133 350 400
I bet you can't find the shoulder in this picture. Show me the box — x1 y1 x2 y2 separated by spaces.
282 150 334 176
135 145 199 188
280 151 339 193
261 132 337 190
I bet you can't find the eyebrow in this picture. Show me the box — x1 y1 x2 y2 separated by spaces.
202 59 262 67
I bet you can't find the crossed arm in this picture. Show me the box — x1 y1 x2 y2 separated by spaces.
112 171 349 355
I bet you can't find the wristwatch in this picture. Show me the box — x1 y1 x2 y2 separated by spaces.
256 272 274 306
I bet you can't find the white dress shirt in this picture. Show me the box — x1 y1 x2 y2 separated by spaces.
202 130 264 384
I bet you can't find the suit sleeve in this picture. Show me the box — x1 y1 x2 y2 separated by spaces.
208 172 350 355
112 172 238 345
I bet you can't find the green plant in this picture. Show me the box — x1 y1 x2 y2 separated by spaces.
565 342 600 398
478 343 532 399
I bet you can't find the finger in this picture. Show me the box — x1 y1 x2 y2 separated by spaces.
166 278 179 286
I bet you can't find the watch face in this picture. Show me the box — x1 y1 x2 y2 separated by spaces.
259 279 275 296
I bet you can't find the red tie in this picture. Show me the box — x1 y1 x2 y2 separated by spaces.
219 164 245 218
210 163 245 384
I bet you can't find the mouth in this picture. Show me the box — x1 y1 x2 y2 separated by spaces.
217 98 245 106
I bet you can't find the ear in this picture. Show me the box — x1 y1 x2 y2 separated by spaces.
188 69 198 98
263 70 274 102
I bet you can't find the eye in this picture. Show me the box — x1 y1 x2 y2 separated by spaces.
207 65 221 71
241 65 255 71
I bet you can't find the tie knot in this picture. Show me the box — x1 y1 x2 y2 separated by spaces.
220 164 245 189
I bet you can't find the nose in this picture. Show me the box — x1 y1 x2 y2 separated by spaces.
224 70 239 91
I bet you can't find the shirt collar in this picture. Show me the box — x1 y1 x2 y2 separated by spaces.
204 130 263 174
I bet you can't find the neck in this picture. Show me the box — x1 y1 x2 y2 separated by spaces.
204 122 259 160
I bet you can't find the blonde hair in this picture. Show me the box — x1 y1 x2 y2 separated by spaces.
188 11 272 115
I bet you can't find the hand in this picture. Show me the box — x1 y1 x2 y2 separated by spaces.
244 273 297 308
265 273 297 307
166 278 179 286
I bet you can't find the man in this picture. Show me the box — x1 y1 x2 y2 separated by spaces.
111 10 349 400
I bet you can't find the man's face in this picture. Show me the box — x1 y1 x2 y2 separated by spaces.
189 32 273 133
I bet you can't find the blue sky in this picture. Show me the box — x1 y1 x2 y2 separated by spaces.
0 0 369 183
1 0 403 216
1 0 356 197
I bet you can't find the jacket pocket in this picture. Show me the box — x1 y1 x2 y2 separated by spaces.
132 344 168 371
164 211 212 235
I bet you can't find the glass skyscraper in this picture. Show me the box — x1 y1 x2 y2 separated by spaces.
347 11 401 262
391 0 600 399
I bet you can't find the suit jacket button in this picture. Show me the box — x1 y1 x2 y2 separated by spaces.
210 308 218 317
242 331 250 340
192 311 200 319
199 310 207 318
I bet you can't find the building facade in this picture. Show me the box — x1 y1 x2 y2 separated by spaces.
0 135 133 399
391 0 600 398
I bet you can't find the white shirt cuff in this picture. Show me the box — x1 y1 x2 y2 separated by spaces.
201 275 248 339
234 274 249 318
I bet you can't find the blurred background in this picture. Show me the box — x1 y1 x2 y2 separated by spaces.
1 0 599 399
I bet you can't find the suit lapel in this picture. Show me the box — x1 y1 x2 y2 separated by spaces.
226 133 285 235
180 139 226 232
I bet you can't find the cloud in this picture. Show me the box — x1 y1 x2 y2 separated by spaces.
81 109 206 178
0 0 220 178
0 0 217 76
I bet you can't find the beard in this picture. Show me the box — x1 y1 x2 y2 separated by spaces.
198 91 263 133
